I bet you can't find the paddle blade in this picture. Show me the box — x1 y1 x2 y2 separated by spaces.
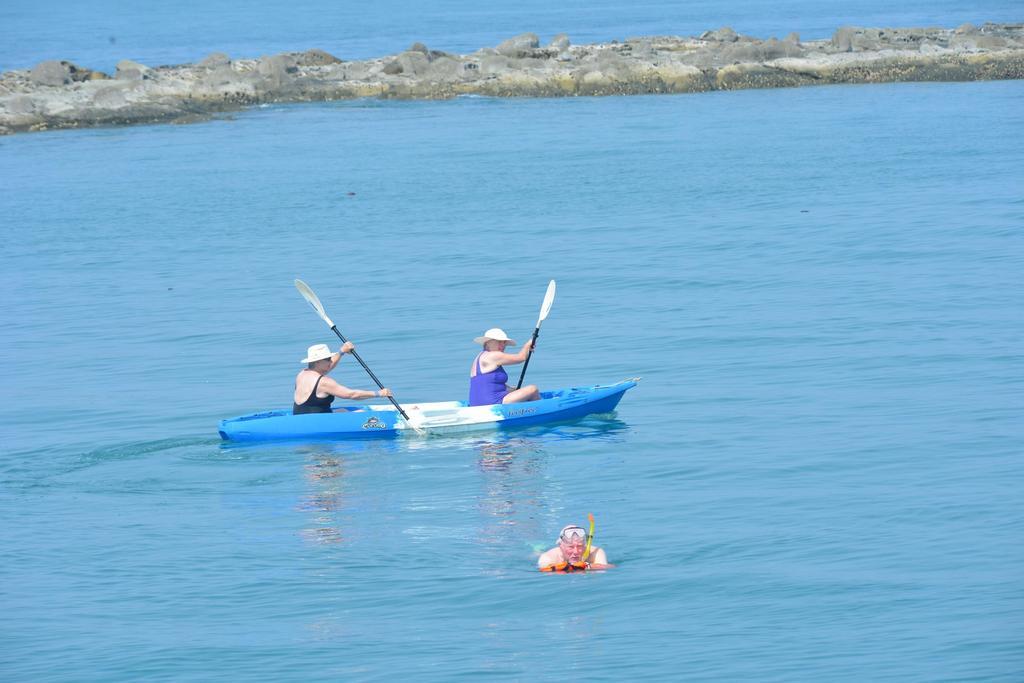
537 279 557 324
294 279 334 328
403 410 428 436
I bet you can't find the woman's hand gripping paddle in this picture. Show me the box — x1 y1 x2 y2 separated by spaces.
294 279 424 434
515 279 556 390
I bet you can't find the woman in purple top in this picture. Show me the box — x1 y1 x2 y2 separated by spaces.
468 328 541 407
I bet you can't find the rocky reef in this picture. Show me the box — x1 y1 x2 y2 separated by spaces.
2 23 1022 135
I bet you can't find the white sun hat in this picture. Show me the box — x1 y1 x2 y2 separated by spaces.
301 343 334 363
473 328 517 345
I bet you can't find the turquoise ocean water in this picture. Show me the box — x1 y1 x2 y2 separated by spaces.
2 2 1023 681
2 0 1024 73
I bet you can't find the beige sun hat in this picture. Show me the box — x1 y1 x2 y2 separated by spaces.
473 328 517 346
301 343 334 363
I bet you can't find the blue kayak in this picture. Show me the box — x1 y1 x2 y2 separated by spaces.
219 379 638 442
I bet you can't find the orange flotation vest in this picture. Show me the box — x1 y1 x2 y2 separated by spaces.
539 561 588 573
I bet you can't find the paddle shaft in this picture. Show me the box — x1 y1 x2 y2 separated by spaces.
515 327 541 390
515 280 555 390
328 325 412 421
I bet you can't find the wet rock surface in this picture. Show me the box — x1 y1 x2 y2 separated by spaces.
2 23 1022 135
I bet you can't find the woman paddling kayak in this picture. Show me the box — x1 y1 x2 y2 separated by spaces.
293 343 392 415
468 328 540 406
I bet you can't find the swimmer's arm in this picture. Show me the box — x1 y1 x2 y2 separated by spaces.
537 548 561 569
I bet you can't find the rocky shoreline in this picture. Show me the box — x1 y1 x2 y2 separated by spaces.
2 23 1022 135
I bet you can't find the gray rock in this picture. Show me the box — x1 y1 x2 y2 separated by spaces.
340 62 378 80
293 49 342 66
833 27 885 52
855 29 883 51
202 64 238 87
764 38 805 59
973 34 1009 49
395 51 430 76
92 86 128 108
7 95 37 114
496 33 540 57
958 26 1014 50
409 42 429 55
198 52 231 68
29 61 74 86
702 27 739 43
478 53 511 75
721 43 762 63
955 23 977 34
596 48 625 65
258 54 298 80
784 32 801 44
549 33 571 51
382 60 403 75
832 26 858 52
517 57 548 69
116 59 150 80
623 38 656 57
424 56 462 79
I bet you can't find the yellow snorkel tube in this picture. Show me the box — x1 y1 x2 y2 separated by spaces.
584 512 595 562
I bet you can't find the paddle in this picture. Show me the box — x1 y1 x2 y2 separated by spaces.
294 279 421 431
515 279 556 390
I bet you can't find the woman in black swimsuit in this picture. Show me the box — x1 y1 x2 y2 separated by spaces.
293 342 393 415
